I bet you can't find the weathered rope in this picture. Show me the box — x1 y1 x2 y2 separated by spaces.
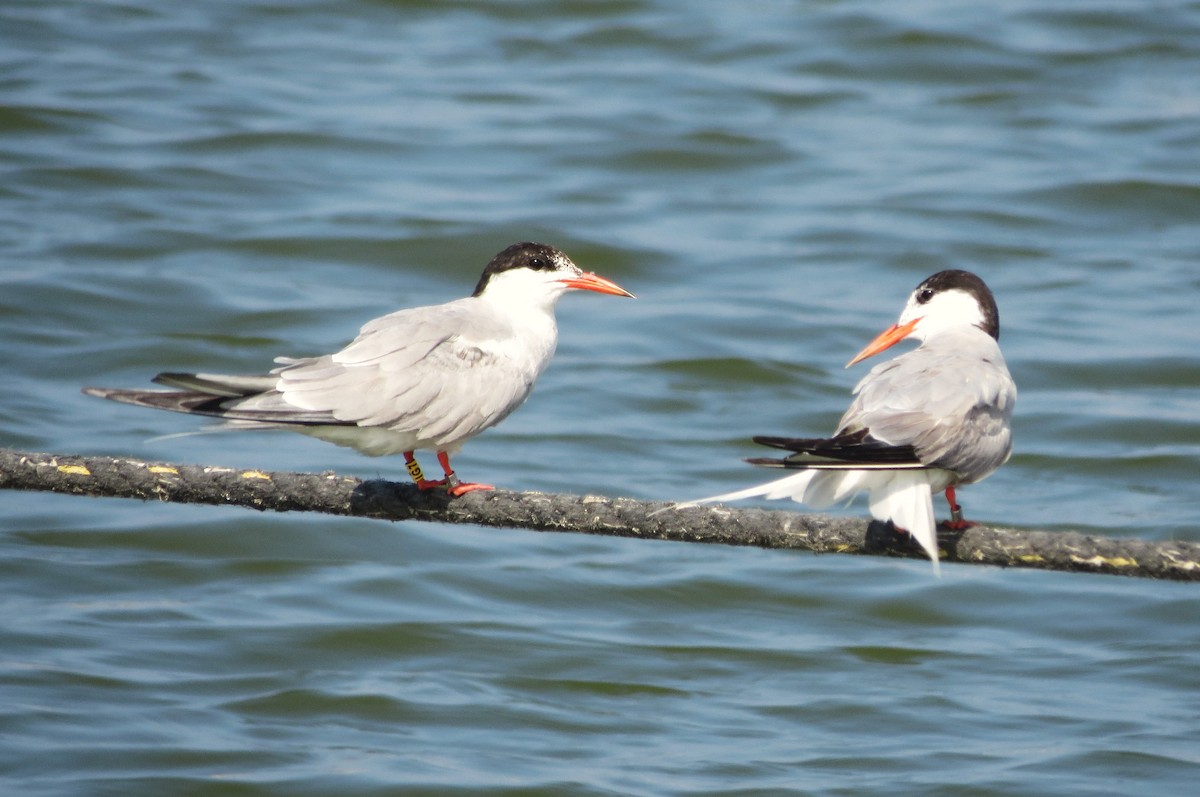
1 447 1196 581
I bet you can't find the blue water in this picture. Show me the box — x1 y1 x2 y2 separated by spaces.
2 1 1199 795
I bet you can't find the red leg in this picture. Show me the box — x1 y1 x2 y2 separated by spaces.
943 486 976 530
436 451 493 497
404 451 447 491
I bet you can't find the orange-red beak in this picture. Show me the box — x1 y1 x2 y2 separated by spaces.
558 272 636 298
846 317 920 368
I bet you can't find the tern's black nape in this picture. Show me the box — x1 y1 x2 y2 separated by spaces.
916 269 1000 340
471 242 571 297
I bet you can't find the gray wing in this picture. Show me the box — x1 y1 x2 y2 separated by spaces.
250 298 548 446
838 330 1016 483
86 298 549 450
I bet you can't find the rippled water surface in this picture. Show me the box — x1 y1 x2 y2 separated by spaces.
3 1 1199 795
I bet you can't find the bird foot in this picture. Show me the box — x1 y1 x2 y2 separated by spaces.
412 476 493 496
442 470 493 497
447 482 495 497
944 501 975 530
406 455 494 496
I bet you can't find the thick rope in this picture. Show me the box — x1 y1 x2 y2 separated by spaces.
1 447 1196 581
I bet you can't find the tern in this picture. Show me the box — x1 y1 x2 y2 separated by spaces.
674 269 1015 572
84 242 635 496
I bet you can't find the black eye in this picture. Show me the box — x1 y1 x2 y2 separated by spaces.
916 289 934 305
528 257 547 270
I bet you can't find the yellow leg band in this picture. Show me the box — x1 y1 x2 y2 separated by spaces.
406 459 425 482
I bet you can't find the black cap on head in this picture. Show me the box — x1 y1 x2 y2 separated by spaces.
915 269 1000 340
472 242 566 297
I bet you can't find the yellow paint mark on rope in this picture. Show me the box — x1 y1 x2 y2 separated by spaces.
58 464 91 476
148 466 178 475
1071 554 1138 569
240 470 272 481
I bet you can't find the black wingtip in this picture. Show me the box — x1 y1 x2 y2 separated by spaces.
81 385 133 404
745 456 788 468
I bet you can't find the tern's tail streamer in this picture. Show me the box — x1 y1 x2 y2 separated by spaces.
668 470 820 510
665 468 941 574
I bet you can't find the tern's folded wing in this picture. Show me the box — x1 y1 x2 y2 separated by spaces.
748 429 923 469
